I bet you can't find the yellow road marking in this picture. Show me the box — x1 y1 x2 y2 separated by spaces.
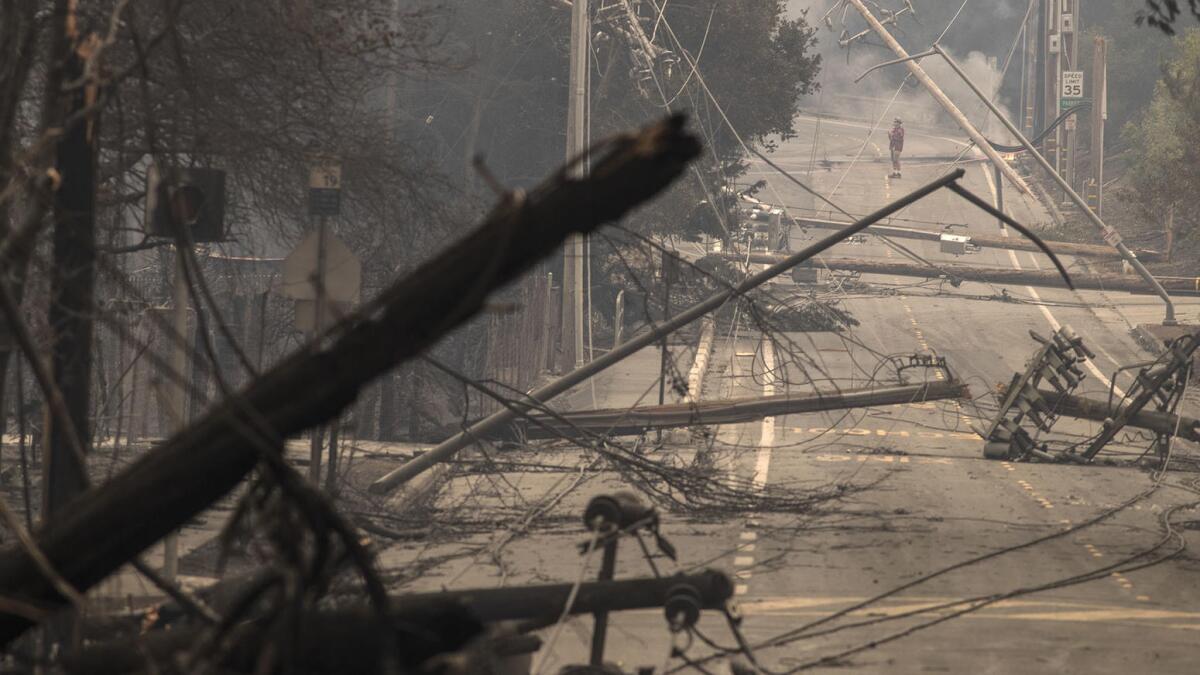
811 453 953 465
739 596 1196 628
791 427 979 441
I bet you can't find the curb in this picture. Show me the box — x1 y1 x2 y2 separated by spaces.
686 316 716 404
671 317 716 445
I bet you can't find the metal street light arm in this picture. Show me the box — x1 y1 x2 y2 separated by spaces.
854 49 936 83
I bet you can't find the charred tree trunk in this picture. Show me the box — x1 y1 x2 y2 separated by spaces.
44 43 98 516
0 0 44 468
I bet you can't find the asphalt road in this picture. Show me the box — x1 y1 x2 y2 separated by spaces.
380 116 1200 673
705 115 1200 673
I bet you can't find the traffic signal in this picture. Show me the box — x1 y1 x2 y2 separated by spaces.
146 165 226 242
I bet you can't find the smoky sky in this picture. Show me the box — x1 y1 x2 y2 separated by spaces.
788 1 1029 141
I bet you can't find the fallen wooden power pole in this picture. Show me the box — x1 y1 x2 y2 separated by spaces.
68 571 732 675
735 252 1200 295
793 216 1164 262
511 380 969 440
1033 388 1200 443
397 568 733 622
0 115 702 645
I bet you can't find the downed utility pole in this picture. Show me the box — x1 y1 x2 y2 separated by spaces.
0 115 702 646
843 0 1029 194
368 169 968 496
1015 388 1200 444
509 380 968 440
399 569 732 625
1074 331 1199 462
70 571 733 674
733 253 1200 296
792 215 1164 262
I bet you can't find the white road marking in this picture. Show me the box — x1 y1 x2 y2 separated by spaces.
1024 251 1129 372
755 334 775 488
983 169 1125 397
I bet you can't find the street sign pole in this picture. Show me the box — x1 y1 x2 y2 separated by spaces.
561 0 589 371
304 157 345 486
309 213 328 486
1062 70 1083 188
163 246 189 580
1090 37 1107 216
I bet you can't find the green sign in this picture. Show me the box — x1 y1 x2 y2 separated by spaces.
1061 98 1090 109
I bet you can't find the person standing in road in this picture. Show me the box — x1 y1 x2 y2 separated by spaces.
888 118 905 178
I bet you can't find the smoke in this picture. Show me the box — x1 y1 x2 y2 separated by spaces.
789 1 1025 145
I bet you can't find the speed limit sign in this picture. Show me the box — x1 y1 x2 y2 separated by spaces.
1061 71 1084 100
307 156 342 216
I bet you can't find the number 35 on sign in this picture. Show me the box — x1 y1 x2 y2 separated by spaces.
1061 71 1083 99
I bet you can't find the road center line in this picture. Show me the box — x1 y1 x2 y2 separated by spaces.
982 167 1124 397
755 333 775 487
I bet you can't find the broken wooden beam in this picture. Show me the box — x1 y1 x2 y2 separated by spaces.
0 115 701 646
508 380 969 440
